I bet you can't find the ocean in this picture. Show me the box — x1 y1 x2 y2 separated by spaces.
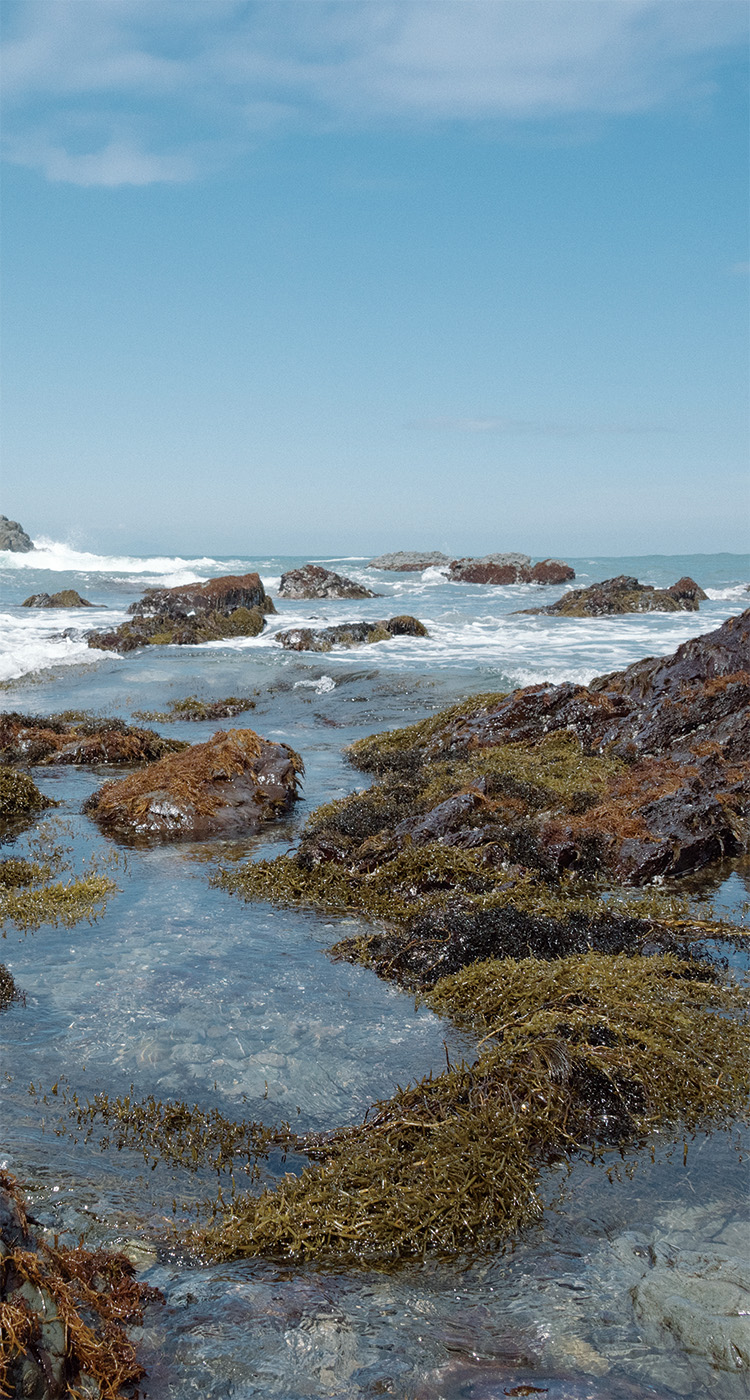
1 543 748 1398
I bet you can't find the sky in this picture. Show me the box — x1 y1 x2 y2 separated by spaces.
1 0 748 557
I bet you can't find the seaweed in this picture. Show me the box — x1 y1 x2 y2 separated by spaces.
197 953 750 1264
0 823 119 934
0 711 187 767
0 767 56 826
132 694 257 723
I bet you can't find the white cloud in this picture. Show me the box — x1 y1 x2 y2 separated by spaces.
2 0 747 185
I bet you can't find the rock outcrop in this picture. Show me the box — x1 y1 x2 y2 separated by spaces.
0 516 33 552
277 564 378 600
0 1172 159 1398
448 555 575 585
87 572 275 653
22 590 93 608
367 551 450 571
84 728 302 839
0 713 187 767
523 574 707 617
276 615 428 652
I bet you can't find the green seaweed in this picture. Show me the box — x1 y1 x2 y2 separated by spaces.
0 767 56 824
0 822 120 934
132 695 257 723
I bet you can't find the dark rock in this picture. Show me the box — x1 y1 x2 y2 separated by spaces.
276 616 428 651
277 564 378 600
87 572 275 654
529 558 576 584
448 553 532 584
84 728 303 839
0 1171 159 1398
0 713 187 767
522 574 706 617
22 590 94 608
367 551 450 571
0 516 33 552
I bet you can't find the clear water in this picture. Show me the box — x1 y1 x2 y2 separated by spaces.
1 544 748 1398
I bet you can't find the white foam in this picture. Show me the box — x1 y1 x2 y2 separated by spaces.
1 537 223 578
0 609 120 683
705 584 750 601
293 675 337 694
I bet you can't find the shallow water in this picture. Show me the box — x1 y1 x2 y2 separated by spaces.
1 545 748 1397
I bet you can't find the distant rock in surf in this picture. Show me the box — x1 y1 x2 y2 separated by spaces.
367 551 450 571
447 554 575 585
520 574 707 617
84 728 302 840
86 572 276 653
0 516 34 552
278 564 378 600
277 615 428 652
22 589 94 608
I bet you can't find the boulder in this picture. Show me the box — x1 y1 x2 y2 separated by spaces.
84 728 303 839
277 564 378 600
276 615 428 652
367 551 450 571
87 572 275 653
0 712 187 767
0 1171 159 1398
522 574 706 617
0 516 33 552
22 589 94 608
529 559 576 584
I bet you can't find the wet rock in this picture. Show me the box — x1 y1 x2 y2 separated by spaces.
367 551 450 571
0 1171 159 1398
529 558 577 584
84 727 303 839
448 553 533 584
522 574 706 617
21 591 94 608
276 616 428 651
0 713 187 767
87 572 275 653
277 564 378 600
0 516 33 552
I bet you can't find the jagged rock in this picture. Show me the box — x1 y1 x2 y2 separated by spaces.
87 572 275 653
448 554 575 585
277 564 378 600
367 551 450 571
22 590 94 608
276 615 428 652
522 574 707 617
84 728 303 839
0 713 187 767
0 1172 158 1398
529 558 576 584
0 516 33 552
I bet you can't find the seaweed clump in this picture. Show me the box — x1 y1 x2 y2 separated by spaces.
0 767 56 839
0 1171 161 1398
0 712 187 767
132 694 257 723
0 823 119 934
199 953 750 1264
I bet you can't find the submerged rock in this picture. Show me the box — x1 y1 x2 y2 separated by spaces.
0 516 33 552
448 554 575 585
522 574 707 617
276 615 428 651
0 1171 160 1398
0 766 56 834
22 590 94 608
0 712 187 766
367 551 450 571
87 572 276 653
84 728 303 839
277 564 378 600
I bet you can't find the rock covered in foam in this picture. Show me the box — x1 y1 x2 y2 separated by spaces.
277 563 378 600
84 728 303 839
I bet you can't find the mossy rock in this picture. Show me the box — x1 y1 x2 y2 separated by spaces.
0 767 55 826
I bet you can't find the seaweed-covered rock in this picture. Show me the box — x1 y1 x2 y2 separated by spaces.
523 574 707 617
0 516 33 552
0 768 55 834
84 728 302 839
277 564 377 600
133 695 256 723
367 551 450 571
0 713 187 767
0 1171 159 1398
276 616 428 652
447 554 575 585
22 591 93 608
87 573 276 653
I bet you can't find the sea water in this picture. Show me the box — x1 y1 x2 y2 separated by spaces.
1 543 748 1398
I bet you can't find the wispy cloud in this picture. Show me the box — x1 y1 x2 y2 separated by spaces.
409 416 672 435
2 0 747 185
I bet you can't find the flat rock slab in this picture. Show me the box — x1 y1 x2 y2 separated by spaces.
277 564 378 599
521 574 707 617
84 728 302 839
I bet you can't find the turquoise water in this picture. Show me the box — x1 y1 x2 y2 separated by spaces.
1 546 748 1397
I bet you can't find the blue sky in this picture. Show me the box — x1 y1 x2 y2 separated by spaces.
1 1 748 556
